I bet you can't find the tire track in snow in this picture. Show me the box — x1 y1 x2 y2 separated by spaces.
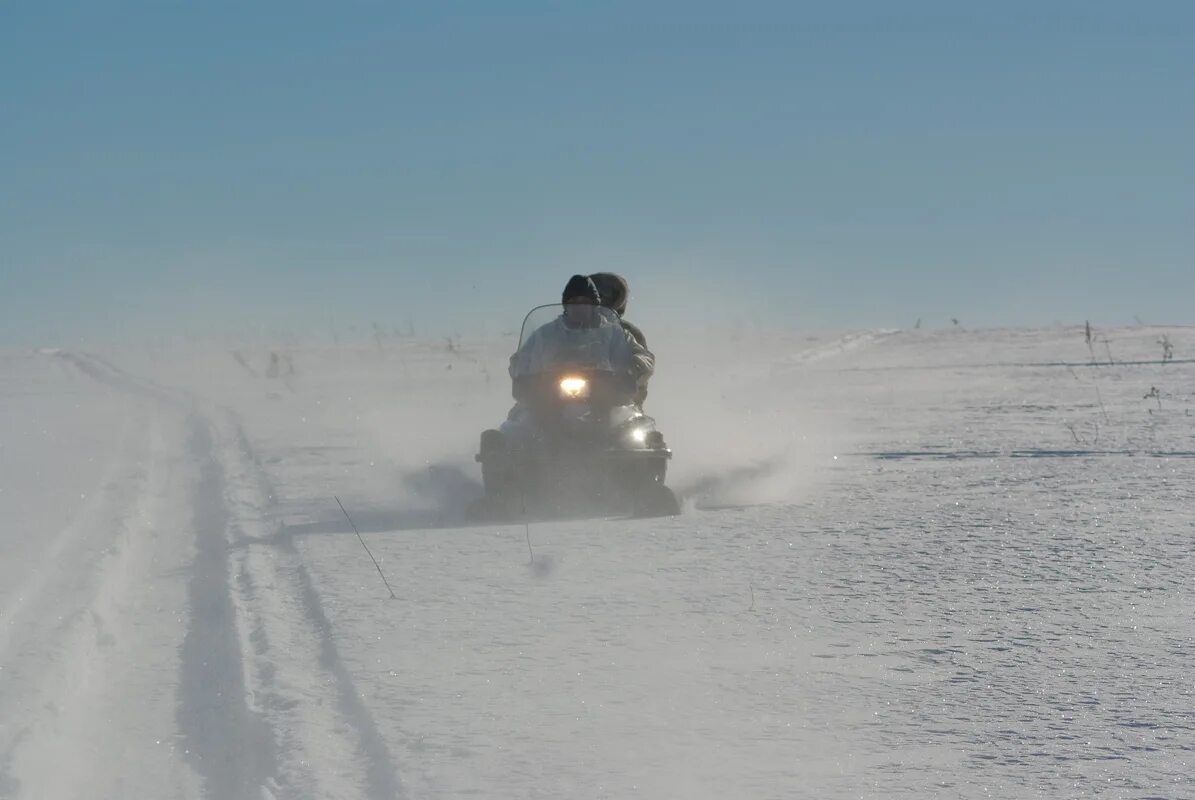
775 329 901 368
178 418 279 800
51 351 406 798
0 411 139 662
50 352 283 797
216 412 406 799
52 350 175 400
0 407 206 799
292 547 406 800
0 354 161 798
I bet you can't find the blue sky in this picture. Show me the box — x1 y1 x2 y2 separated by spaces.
3 1 1193 343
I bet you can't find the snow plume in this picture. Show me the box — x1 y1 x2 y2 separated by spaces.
392 461 483 528
342 338 508 523
647 325 844 508
348 319 848 514
101 314 847 521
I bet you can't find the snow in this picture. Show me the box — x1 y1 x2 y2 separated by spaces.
1 324 1193 798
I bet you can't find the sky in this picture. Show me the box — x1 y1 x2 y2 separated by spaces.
2 1 1193 344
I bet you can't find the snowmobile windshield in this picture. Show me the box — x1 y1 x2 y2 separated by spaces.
510 303 633 378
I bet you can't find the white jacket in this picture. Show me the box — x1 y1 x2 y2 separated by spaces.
509 313 654 389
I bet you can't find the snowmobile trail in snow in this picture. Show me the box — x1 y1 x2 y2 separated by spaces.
55 354 287 800
0 353 201 799
1 352 406 800
209 409 407 800
177 417 279 800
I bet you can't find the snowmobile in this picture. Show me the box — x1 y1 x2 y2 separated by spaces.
467 303 680 521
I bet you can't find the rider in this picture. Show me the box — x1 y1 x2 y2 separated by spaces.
588 272 650 404
509 274 654 405
482 274 656 460
588 272 647 348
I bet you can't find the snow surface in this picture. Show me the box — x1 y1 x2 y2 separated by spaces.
1 324 1193 799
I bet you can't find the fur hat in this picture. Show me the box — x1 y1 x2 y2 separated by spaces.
588 272 630 316
562 274 601 304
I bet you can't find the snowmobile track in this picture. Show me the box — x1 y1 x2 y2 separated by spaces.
178 417 280 800
214 411 407 800
48 352 407 799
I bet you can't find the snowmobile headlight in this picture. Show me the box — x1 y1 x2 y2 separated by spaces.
559 376 589 399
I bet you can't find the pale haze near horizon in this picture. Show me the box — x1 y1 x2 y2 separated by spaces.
3 2 1192 346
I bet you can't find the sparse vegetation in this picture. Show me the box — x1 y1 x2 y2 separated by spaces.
1100 336 1115 365
1081 322 1115 365
1158 335 1174 363
266 351 295 378
1064 421 1099 447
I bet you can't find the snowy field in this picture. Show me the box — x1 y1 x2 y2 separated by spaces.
1 323 1193 799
